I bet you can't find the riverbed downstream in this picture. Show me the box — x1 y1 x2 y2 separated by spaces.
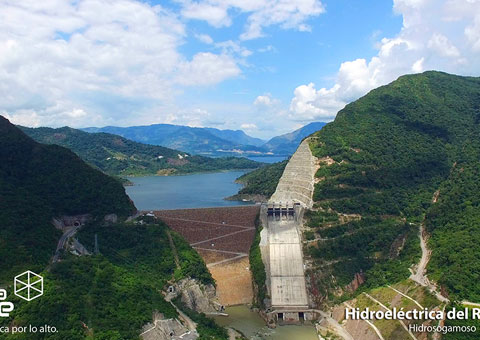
214 306 318 340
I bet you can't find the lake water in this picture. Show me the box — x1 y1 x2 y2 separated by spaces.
214 306 318 340
125 171 252 210
247 156 288 164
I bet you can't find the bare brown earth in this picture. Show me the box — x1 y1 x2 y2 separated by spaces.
155 206 259 306
209 257 253 306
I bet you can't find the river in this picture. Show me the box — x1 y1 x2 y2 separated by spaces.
125 171 252 210
214 306 318 340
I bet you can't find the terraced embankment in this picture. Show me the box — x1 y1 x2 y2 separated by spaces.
156 206 259 306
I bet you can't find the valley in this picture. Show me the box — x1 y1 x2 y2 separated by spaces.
2 71 480 340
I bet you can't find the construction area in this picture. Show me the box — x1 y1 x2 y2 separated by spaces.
260 139 320 324
155 205 259 306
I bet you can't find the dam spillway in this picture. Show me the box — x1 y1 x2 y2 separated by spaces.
261 138 318 323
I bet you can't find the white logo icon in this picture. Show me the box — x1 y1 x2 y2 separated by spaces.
14 271 43 301
0 289 14 317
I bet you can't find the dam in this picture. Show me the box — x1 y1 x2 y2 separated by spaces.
260 138 319 323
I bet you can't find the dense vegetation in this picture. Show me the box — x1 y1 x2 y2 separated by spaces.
249 217 267 307
2 255 177 340
77 221 214 287
305 71 480 303
0 116 135 283
1 117 227 339
230 160 287 201
173 297 229 340
1 218 217 339
20 126 262 177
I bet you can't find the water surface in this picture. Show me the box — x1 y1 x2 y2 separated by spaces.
246 156 288 164
125 171 252 210
214 306 318 340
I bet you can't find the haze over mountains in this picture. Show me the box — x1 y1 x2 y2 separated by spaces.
83 122 326 157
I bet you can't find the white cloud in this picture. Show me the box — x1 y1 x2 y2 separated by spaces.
195 33 214 44
176 52 241 85
0 0 241 128
214 40 252 57
411 57 425 72
177 0 325 40
465 15 480 51
241 123 257 130
428 33 460 57
254 94 276 107
289 0 480 122
289 83 343 121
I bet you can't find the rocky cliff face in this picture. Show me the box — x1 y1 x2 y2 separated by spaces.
174 278 222 313
164 278 223 314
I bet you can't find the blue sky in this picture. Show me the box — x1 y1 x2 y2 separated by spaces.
175 0 402 114
1 0 479 139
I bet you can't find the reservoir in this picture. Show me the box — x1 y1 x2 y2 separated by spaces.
125 171 251 210
246 156 288 163
214 306 318 340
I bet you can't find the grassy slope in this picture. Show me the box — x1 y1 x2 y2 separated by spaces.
305 71 480 304
20 126 262 177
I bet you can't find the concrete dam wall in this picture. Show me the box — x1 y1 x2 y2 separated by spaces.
261 138 319 324
269 139 317 208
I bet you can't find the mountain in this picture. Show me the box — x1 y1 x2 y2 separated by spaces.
235 72 480 311
306 71 480 310
204 127 266 147
20 126 262 177
0 115 227 339
262 122 326 155
83 123 267 156
0 116 135 282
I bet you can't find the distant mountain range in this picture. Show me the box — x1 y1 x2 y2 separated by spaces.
262 122 327 155
82 122 326 156
82 124 267 157
20 126 261 177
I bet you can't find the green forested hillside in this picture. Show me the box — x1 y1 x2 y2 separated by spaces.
229 160 288 201
0 116 135 282
0 116 226 339
305 71 480 303
1 219 221 340
20 126 262 177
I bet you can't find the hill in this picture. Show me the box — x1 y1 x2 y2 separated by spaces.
0 116 227 339
0 116 136 282
228 160 288 202
20 126 261 177
83 123 267 156
262 122 326 155
304 71 480 307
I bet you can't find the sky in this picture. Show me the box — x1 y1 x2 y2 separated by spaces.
1 0 480 139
